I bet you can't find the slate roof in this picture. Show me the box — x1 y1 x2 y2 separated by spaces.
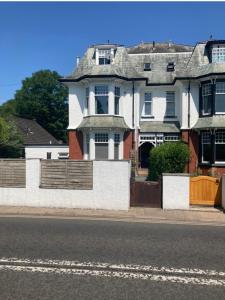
13 117 60 145
140 121 180 133
193 116 225 130
77 116 130 130
61 40 225 85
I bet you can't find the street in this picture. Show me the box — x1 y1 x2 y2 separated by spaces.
0 217 224 299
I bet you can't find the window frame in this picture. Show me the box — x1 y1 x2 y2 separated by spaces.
201 83 212 116
143 92 152 116
95 133 109 160
165 91 176 117
212 45 225 63
215 130 225 163
114 87 120 115
95 85 109 115
98 49 111 65
215 82 225 114
201 131 212 164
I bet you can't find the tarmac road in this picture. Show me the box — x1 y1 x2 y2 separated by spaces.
0 217 224 299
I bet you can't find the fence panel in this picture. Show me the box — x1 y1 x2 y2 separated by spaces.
190 176 221 206
40 160 93 190
0 159 26 187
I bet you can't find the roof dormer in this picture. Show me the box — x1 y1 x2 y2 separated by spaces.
205 40 225 63
94 44 121 65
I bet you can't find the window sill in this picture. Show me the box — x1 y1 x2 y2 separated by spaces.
165 115 177 119
141 115 154 119
199 162 225 167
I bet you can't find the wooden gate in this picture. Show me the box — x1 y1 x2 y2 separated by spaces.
130 180 162 207
190 176 221 206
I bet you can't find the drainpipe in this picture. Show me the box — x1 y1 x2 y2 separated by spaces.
187 80 191 173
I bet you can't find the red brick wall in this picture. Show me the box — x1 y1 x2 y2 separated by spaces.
181 130 199 174
123 131 133 160
68 130 83 159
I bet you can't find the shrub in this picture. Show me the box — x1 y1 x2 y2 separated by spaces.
148 142 190 181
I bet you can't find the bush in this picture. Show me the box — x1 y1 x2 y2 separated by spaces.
148 142 190 181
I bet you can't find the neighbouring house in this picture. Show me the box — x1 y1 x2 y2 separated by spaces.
60 39 225 175
13 117 69 159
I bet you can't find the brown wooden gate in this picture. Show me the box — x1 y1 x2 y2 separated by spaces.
190 176 221 206
130 180 162 207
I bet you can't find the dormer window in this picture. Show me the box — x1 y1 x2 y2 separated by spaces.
144 63 151 71
167 62 175 72
98 49 111 65
212 45 225 63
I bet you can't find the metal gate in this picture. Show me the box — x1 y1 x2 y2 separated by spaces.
130 180 162 207
190 176 221 206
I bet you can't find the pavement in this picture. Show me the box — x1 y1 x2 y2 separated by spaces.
0 205 224 226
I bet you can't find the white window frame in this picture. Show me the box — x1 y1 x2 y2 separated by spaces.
212 45 225 63
98 49 111 65
84 87 89 116
215 130 225 163
143 92 152 116
202 83 212 115
94 133 109 160
114 87 120 115
215 82 225 114
201 131 211 163
165 91 176 117
95 85 109 115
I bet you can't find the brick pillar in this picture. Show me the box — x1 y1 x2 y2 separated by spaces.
68 130 83 159
181 130 198 174
123 131 133 160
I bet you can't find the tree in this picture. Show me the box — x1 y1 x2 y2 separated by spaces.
0 99 17 117
14 70 68 142
148 142 190 181
0 117 24 158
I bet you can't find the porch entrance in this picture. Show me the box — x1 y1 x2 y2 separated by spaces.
138 142 154 169
190 176 221 206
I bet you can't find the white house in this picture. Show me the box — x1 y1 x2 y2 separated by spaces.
60 40 225 176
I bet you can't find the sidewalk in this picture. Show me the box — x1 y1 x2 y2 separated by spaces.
0 205 224 226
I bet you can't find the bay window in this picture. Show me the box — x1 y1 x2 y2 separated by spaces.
215 82 225 113
95 86 108 114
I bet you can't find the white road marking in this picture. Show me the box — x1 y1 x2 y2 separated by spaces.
0 257 225 286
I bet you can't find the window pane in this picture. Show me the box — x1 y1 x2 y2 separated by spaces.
166 92 175 116
145 102 151 115
216 144 225 161
201 132 211 163
114 144 119 160
95 96 108 114
215 94 225 112
95 144 108 159
203 95 212 114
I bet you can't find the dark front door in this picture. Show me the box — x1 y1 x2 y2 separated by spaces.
139 142 154 168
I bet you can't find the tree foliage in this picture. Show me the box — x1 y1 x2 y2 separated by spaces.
148 142 190 181
0 117 24 158
13 70 68 142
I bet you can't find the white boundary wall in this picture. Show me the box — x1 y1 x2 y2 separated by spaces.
0 159 130 211
222 175 225 210
162 174 190 210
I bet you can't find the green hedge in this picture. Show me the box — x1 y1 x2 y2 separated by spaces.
148 142 190 181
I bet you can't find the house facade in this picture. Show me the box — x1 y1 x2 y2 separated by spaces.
61 40 225 175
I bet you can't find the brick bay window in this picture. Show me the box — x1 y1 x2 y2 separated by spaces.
95 86 108 114
166 92 175 117
215 130 225 162
215 82 225 114
95 133 109 160
202 83 212 115
201 131 211 163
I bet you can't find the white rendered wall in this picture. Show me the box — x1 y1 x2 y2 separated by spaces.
25 146 69 159
222 175 225 210
139 86 181 122
0 160 131 211
162 174 190 209
68 84 85 129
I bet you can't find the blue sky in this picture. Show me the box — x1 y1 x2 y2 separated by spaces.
1 1 225 104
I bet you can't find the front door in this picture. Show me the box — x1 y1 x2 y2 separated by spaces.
139 142 154 168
